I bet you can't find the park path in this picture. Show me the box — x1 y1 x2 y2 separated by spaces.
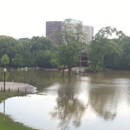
0 82 36 93
63 67 87 72
71 67 87 72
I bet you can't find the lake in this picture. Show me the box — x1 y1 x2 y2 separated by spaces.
0 69 130 130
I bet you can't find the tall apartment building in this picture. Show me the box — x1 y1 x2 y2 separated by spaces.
46 20 94 44
83 25 94 43
68 19 83 25
46 21 62 44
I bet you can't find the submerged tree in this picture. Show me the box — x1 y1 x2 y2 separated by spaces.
57 19 87 76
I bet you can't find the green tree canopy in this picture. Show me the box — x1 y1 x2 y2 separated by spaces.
13 54 24 67
1 54 9 66
0 35 23 66
88 26 125 72
57 19 87 75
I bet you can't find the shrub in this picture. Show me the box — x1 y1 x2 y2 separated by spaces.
85 68 93 72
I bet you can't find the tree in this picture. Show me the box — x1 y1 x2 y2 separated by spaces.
59 41 86 75
88 26 125 72
35 50 52 68
120 36 130 69
1 54 9 66
109 36 130 69
50 52 59 68
57 19 87 76
18 38 31 66
30 36 52 52
13 54 24 67
0 35 23 67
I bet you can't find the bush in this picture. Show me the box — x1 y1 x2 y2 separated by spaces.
58 65 68 70
85 68 93 72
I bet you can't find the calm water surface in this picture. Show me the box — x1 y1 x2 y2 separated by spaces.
0 69 130 130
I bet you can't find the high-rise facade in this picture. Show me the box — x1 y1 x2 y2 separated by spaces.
83 25 94 43
46 21 62 44
46 20 94 44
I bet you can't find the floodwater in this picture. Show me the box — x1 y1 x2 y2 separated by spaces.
0 69 130 130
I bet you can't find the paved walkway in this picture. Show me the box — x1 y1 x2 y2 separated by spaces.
0 82 36 93
64 67 87 73
71 67 87 72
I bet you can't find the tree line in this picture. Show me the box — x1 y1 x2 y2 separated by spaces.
1 19 130 75
0 35 59 68
0 19 87 76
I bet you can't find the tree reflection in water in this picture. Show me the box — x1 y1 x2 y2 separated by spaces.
89 87 118 120
50 77 87 130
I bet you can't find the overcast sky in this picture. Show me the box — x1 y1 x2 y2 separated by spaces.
0 0 130 39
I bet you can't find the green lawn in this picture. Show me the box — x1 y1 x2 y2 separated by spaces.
0 92 36 130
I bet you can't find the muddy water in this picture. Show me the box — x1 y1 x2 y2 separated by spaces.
0 70 130 130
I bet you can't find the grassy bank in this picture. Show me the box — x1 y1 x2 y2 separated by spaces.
0 92 35 130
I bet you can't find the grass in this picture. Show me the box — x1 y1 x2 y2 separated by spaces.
0 91 36 130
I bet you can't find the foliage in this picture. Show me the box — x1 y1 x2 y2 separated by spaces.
0 35 23 66
57 19 87 75
35 50 52 68
106 36 130 69
88 26 125 72
50 59 58 68
59 41 86 65
59 19 85 44
1 54 10 66
30 36 52 52
18 38 31 66
13 54 24 67
1 25 130 71
85 68 93 72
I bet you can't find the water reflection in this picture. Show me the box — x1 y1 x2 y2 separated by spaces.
3 100 5 114
50 77 87 130
89 87 118 120
0 69 62 91
0 71 9 81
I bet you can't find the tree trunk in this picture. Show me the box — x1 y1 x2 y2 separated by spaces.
62 64 65 76
68 66 72 76
93 64 96 73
